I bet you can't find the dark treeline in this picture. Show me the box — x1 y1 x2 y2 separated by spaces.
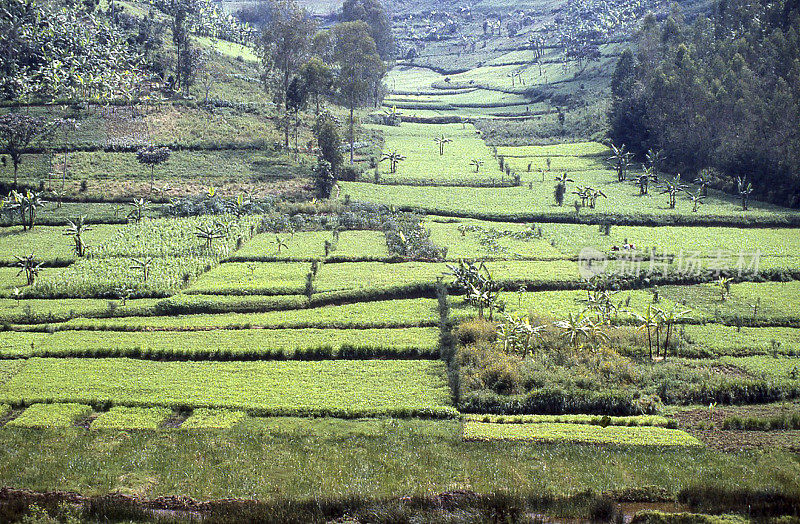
609 0 800 207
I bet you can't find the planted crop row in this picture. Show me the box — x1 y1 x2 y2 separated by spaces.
0 358 458 418
230 230 389 262
58 298 440 331
90 406 173 430
464 414 674 428
6 403 91 428
462 421 702 447
1 327 440 360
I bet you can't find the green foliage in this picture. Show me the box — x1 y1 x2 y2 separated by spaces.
608 5 800 207
180 408 247 429
462 421 702 447
1 358 457 418
7 403 91 428
90 406 172 430
1 327 439 359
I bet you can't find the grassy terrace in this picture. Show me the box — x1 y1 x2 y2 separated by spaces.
0 327 440 359
0 358 457 418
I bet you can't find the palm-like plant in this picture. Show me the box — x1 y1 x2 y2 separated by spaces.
554 172 574 185
737 177 754 211
554 312 590 351
716 276 732 302
632 305 659 360
686 191 704 212
434 134 452 156
635 166 655 195
7 190 45 230
130 257 153 282
470 159 484 173
660 174 687 209
498 313 545 358
15 253 41 286
127 198 147 223
274 235 290 253
645 148 665 175
588 188 607 208
572 186 590 207
380 151 406 174
64 216 91 257
694 171 710 197
196 224 226 250
660 305 691 360
608 143 632 182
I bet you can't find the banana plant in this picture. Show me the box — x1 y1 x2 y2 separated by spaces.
127 198 147 224
434 134 452 156
15 253 42 286
130 257 153 282
196 224 226 250
686 191 704 212
380 151 406 174
660 174 687 209
469 159 484 173
64 215 91 257
737 177 754 211
554 312 591 352
608 143 632 182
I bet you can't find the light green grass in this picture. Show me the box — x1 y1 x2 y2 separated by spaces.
339 177 798 222
723 356 800 382
0 358 457 418
91 406 173 430
660 281 800 324
462 421 702 446
6 403 92 428
496 142 611 158
541 223 800 259
464 414 672 427
683 325 800 356
186 261 308 295
29 256 215 298
369 122 503 183
60 298 439 330
426 218 567 260
0 225 122 264
181 408 247 429
2 327 439 358
233 230 389 261
0 297 160 324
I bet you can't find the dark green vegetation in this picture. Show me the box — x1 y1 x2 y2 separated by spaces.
609 1 800 207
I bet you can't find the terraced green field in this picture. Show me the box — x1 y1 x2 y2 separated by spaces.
0 327 439 359
0 358 457 418
462 421 702 446
369 122 504 183
339 180 799 222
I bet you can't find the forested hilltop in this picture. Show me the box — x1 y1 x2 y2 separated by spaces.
609 0 800 207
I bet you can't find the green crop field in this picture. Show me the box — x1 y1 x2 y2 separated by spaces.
339 181 800 222
180 408 247 429
59 297 440 330
368 122 505 184
0 358 457 418
3 0 800 519
6 403 92 428
2 327 439 359
462 421 702 446
90 406 173 430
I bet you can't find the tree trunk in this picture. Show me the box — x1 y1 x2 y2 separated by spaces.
349 105 355 165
